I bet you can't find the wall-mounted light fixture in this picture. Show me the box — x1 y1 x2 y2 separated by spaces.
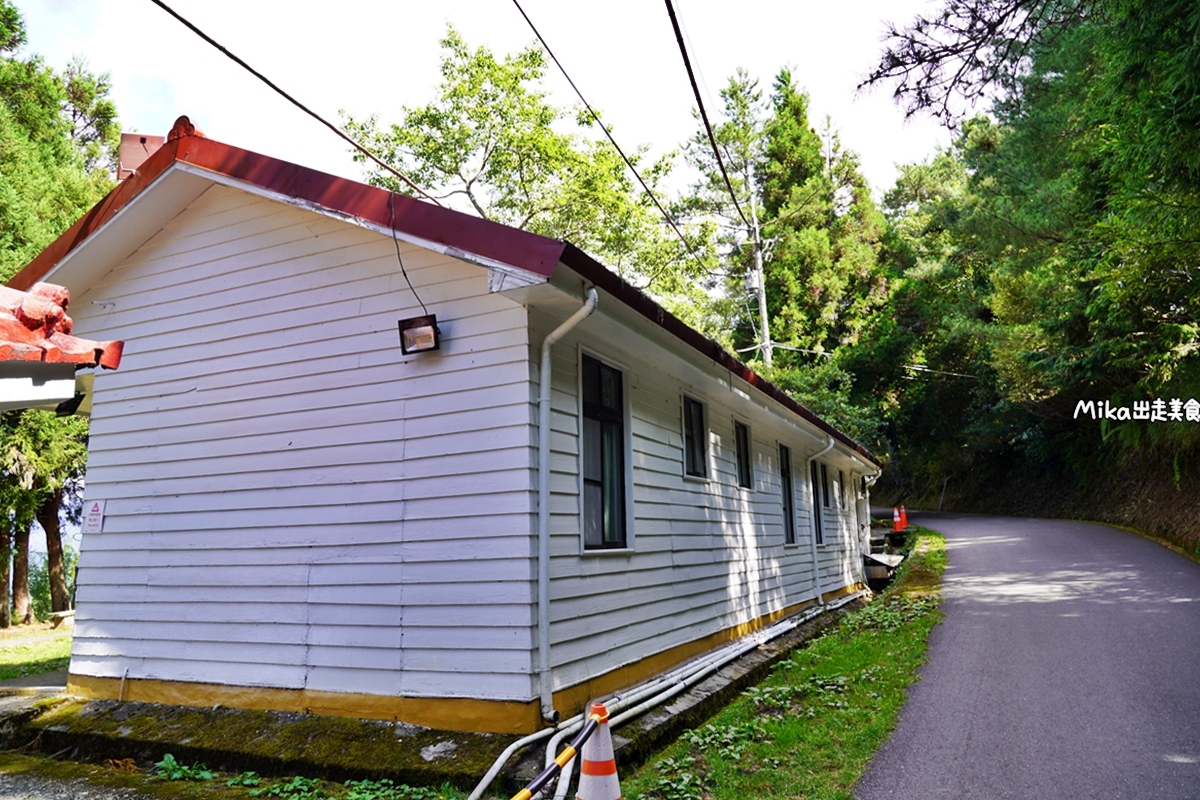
398 315 441 355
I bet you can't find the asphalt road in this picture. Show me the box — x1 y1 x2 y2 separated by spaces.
855 513 1200 800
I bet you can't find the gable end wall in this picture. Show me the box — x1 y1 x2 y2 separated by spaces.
67 185 536 704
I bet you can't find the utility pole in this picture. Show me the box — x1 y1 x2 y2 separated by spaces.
748 193 772 367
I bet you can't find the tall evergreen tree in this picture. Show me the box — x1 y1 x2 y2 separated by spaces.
0 0 118 622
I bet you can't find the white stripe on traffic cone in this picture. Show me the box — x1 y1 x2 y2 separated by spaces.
576 702 621 800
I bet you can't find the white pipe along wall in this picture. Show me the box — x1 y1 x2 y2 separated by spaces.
807 436 836 605
538 287 599 722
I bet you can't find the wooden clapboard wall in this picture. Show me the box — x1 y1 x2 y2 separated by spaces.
536 308 863 693
68 185 537 702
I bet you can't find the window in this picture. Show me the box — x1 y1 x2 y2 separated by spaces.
821 462 831 508
780 444 795 544
810 460 824 545
683 395 706 478
838 469 846 509
583 354 625 549
734 421 752 489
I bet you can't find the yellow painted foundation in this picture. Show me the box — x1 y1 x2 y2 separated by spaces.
67 584 863 735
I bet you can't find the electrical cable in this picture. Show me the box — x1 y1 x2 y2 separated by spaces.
508 0 709 277
663 0 752 232
390 193 430 317
901 364 978 379
147 0 441 206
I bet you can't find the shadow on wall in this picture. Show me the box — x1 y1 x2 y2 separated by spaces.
720 485 787 626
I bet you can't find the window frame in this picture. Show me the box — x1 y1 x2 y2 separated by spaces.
780 443 796 544
810 459 824 545
734 420 753 489
682 394 708 480
579 350 633 552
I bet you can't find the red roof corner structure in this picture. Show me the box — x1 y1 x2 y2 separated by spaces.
0 283 123 369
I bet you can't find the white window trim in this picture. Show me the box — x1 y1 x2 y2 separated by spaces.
819 460 837 544
780 440 800 547
733 417 754 492
680 392 710 483
577 344 635 555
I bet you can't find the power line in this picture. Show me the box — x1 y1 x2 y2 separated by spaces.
147 0 441 206
508 0 709 276
902 364 978 379
663 0 752 232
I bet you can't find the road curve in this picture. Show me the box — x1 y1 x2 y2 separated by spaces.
855 513 1200 800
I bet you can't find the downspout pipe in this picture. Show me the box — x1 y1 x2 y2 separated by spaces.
806 436 836 606
851 462 883 585
538 287 598 722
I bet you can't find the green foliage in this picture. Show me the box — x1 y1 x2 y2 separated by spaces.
741 684 802 711
644 756 705 800
857 0 1200 513
341 26 705 302
227 771 263 787
627 532 945 800
0 1 117 624
27 546 76 621
0 628 70 679
153 753 215 782
840 595 939 634
0 0 24 53
0 2 117 281
249 775 327 799
681 719 768 760
343 779 456 800
0 411 89 564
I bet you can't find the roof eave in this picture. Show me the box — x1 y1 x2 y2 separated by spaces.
10 134 568 292
556 243 882 468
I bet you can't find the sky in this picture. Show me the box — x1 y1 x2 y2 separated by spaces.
20 0 951 198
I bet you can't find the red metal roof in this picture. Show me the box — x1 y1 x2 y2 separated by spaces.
0 284 123 369
9 118 566 292
7 116 877 467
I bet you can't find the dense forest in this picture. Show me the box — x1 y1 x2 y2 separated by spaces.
348 1 1200 548
3 0 1200 615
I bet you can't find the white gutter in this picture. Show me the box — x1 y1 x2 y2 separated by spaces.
806 436 836 606
538 287 598 722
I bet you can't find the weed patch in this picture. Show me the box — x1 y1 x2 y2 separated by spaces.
624 528 946 800
154 753 215 782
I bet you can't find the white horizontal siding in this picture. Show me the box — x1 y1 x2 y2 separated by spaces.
69 185 536 702
538 312 864 693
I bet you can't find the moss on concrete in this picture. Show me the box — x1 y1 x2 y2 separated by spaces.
19 698 517 791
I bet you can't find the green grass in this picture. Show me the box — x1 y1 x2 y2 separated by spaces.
623 528 946 800
0 629 72 680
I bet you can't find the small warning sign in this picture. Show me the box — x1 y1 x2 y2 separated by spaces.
82 500 106 533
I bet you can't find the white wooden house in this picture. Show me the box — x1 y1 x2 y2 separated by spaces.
10 118 881 735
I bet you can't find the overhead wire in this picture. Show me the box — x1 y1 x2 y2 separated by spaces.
508 0 710 277
663 0 752 232
147 0 441 206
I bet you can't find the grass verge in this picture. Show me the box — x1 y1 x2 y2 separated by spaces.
622 527 945 800
0 628 71 680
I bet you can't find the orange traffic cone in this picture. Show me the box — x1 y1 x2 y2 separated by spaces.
900 505 909 531
576 702 620 800
892 507 903 533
